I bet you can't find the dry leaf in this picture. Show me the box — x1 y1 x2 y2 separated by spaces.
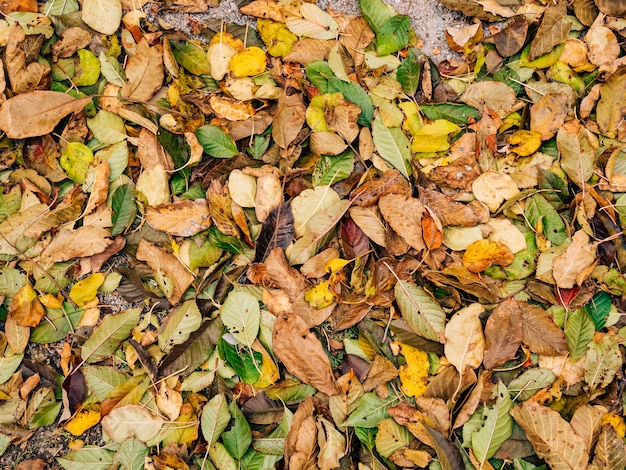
378 194 426 252
444 303 485 373
272 91 306 149
520 301 568 355
462 239 515 273
9 283 45 327
40 226 112 263
552 230 597 289
273 312 338 396
146 199 211 237
483 298 523 369
121 39 164 102
530 93 569 141
284 398 318 469
471 171 520 212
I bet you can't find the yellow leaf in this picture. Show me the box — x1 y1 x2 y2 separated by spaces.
304 280 336 308
509 130 542 156
324 258 350 274
602 412 626 438
411 120 461 153
70 273 105 307
38 293 64 309
462 239 515 273
252 340 280 388
258 19 298 57
229 46 267 78
65 409 101 436
399 343 430 398
9 283 45 327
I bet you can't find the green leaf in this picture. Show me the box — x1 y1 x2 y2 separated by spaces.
158 300 203 352
27 387 61 428
344 392 398 428
375 418 412 458
196 125 238 158
585 291 612 330
305 61 335 92
471 381 514 465
208 442 237 470
525 194 568 246
358 0 394 32
201 393 231 446
355 427 377 451
87 110 127 144
42 0 78 15
220 290 260 350
0 267 26 297
0 354 24 385
114 438 147 470
264 382 316 402
564 309 595 362
57 447 115 469
74 49 101 87
96 141 128 181
31 303 83 343
170 41 211 76
218 337 262 384
60 142 94 184
251 408 292 455
222 401 252 459
372 115 411 179
421 103 482 126
396 48 421 95
83 365 128 401
312 150 354 187
394 280 446 342
328 77 374 125
0 433 11 457
376 15 411 55
81 308 141 363
99 51 126 87
584 336 621 390
507 368 556 401
110 183 136 237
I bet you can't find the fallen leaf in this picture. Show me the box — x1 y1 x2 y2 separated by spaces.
146 199 212 237
553 230 597 289
472 171 520 212
462 239 515 273
40 226 112 263
483 298 523 369
378 194 426 252
444 303 485 374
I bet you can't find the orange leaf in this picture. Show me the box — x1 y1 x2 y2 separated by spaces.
462 239 515 273
9 284 45 327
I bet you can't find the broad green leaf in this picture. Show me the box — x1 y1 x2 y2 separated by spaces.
359 0 394 32
0 267 26 297
196 125 238 158
344 393 398 428
110 183 136 237
74 50 101 86
180 370 215 392
305 60 335 93
27 387 61 428
158 300 203 352
81 308 141 363
396 48 421 95
114 438 147 470
584 336 621 390
96 141 128 181
312 151 354 186
471 381 513 465
218 337 262 384
201 393 231 446
220 290 260 349
57 447 115 469
99 52 126 87
585 291 612 330
565 309 595 362
209 442 237 470
372 115 411 179
222 401 252 459
264 382 316 402
60 142 94 184
420 103 482 126
328 77 374 125
394 280 446 343
0 354 24 385
42 0 79 15
170 41 211 76
376 15 411 55
525 194 568 246
87 110 127 144
82 0 122 35
83 365 128 401
31 304 83 343
507 368 556 402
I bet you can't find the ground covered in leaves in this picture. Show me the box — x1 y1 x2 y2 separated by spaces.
1 0 626 468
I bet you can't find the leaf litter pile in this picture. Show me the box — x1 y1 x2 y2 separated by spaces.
1 0 626 466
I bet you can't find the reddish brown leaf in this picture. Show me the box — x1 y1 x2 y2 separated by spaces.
483 298 523 369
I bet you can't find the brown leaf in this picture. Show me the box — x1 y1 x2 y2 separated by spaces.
338 16 374 67
420 188 486 226
591 424 626 469
136 128 174 172
378 194 426 252
552 230 597 289
51 27 92 61
570 404 606 455
146 199 212 237
272 313 338 396
40 226 112 263
530 93 569 141
529 2 571 61
240 0 284 21
5 25 50 94
351 169 411 206
284 397 319 469
596 66 626 139
0 91 91 139
388 402 433 446
327 100 361 143
136 239 195 305
78 237 126 276
461 81 517 117
121 39 164 102
362 355 399 392
309 131 348 156
483 298 523 369
84 159 110 216
0 0 37 13
427 153 481 191
272 91 306 149
520 301 568 355
444 303 485 373
284 38 332 64
511 401 588 470
492 15 528 57
5 314 30 354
